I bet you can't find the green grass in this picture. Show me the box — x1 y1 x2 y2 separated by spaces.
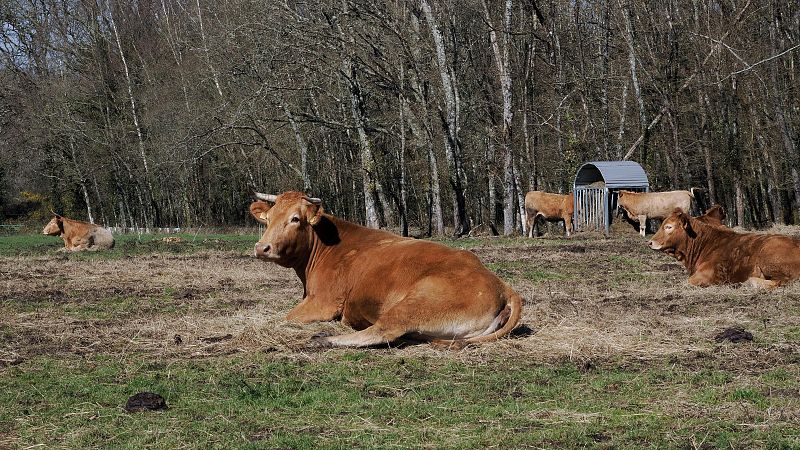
1 354 797 449
0 232 257 258
3 231 800 448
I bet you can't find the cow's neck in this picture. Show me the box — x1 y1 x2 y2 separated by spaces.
681 221 715 274
56 220 71 245
292 215 347 289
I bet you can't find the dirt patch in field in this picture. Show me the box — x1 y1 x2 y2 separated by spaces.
2 238 799 373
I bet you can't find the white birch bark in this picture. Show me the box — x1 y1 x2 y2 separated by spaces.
420 0 469 236
483 0 515 235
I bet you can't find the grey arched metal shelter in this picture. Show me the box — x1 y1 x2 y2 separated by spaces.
573 161 649 234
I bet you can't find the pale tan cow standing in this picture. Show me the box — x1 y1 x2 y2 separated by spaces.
617 189 695 237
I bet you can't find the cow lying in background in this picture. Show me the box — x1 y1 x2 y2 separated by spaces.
617 189 695 236
648 208 800 288
524 191 574 237
42 214 115 251
249 191 522 348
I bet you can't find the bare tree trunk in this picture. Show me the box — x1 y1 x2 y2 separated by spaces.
600 0 611 158
619 0 647 132
698 91 717 204
335 4 380 228
69 136 94 224
280 103 311 192
615 79 629 159
408 10 444 235
486 134 497 228
106 0 153 226
196 0 223 98
484 0 514 235
735 181 745 227
553 13 566 188
665 110 680 188
514 163 526 235
398 78 408 237
420 0 469 236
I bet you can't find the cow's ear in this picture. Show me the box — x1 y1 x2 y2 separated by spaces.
676 211 689 228
303 196 323 226
677 211 696 236
249 201 271 224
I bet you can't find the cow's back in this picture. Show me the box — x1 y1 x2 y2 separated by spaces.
525 191 570 217
686 220 800 285
315 221 505 328
621 191 692 218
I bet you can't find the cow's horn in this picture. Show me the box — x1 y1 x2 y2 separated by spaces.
253 192 277 203
304 196 322 205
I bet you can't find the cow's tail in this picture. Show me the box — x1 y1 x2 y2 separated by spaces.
434 284 523 349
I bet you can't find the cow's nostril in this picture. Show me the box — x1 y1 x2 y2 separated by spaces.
262 244 271 254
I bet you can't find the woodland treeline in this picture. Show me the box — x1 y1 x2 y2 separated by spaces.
1 0 798 234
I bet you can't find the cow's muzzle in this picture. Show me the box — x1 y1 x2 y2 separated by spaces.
254 242 278 260
647 240 662 250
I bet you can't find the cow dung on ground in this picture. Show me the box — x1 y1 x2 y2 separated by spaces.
125 392 168 412
714 326 754 343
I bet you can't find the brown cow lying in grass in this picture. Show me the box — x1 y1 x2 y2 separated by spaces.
648 208 800 288
618 189 695 236
249 191 523 348
524 191 574 237
42 214 115 251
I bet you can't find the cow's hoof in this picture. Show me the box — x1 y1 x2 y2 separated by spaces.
307 335 334 349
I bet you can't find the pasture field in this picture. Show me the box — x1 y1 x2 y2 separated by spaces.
1 230 799 448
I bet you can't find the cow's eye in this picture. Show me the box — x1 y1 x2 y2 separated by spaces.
290 216 300 223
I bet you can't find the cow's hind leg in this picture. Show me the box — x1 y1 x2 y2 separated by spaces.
747 277 779 290
310 323 405 348
525 211 535 238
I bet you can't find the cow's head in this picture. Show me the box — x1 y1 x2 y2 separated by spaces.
249 191 323 267
42 214 63 236
648 208 694 253
616 190 633 214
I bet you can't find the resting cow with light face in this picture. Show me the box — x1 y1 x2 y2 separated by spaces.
648 208 800 288
42 214 115 251
249 191 523 348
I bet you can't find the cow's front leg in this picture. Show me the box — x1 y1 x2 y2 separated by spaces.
310 324 405 348
286 295 341 324
688 265 715 287
637 215 647 237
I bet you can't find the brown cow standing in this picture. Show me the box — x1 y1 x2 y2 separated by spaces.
617 189 695 236
648 208 800 288
42 214 115 251
524 191 574 237
249 191 523 348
